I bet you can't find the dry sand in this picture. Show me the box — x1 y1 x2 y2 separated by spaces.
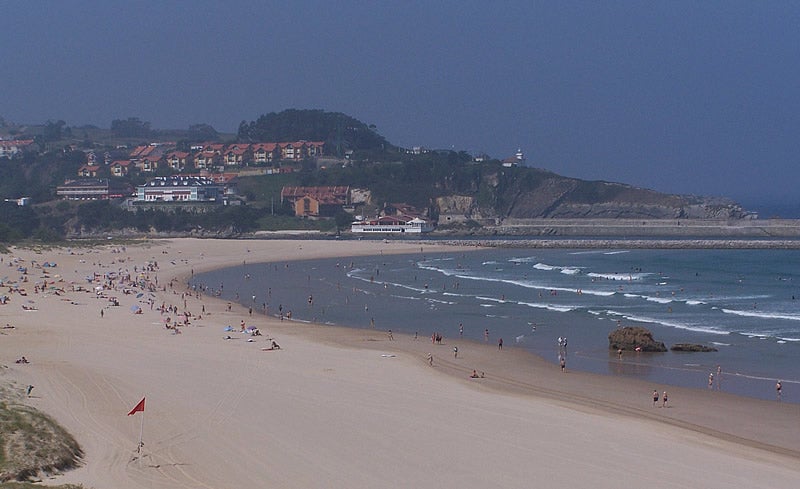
1 238 798 489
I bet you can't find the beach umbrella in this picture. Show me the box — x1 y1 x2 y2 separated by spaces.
136 293 144 298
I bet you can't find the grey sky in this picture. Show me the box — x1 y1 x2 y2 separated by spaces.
2 1 799 212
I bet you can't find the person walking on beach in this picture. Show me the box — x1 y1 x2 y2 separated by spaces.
387 330 394 341
708 372 714 389
662 391 668 408
453 346 458 358
459 323 463 338
716 365 722 390
427 353 433 366
559 355 566 372
652 389 659 407
776 380 782 401
484 328 489 342
26 385 34 397
498 338 503 350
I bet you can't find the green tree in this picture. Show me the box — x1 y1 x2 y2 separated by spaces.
43 120 66 142
111 117 152 138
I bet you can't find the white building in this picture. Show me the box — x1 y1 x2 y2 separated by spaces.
136 176 224 202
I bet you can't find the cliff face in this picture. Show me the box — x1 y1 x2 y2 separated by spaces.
437 169 752 221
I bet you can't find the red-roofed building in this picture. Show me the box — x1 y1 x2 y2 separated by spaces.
224 145 252 166
280 186 350 217
305 141 325 157
110 160 131 177
165 151 191 171
203 143 225 154
280 141 306 160
252 143 279 164
0 139 34 158
193 150 222 170
78 164 100 178
138 155 162 173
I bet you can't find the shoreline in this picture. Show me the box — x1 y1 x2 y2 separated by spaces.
1 238 798 488
192 246 799 404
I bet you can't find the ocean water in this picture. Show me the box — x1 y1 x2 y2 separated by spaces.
190 247 799 403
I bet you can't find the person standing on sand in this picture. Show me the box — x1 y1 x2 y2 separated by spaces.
427 353 433 366
716 365 722 390
653 390 659 407
708 373 714 389
559 355 566 372
388 330 394 341
776 380 782 401
662 391 668 408
453 346 458 358
498 338 503 350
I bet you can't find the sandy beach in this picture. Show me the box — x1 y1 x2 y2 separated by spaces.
1 238 798 489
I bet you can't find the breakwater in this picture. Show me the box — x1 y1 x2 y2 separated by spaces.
434 239 800 249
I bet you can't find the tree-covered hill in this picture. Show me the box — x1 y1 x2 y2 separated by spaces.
237 109 394 156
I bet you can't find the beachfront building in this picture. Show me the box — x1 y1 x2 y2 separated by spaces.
136 176 224 203
351 215 435 233
280 185 350 217
57 178 129 200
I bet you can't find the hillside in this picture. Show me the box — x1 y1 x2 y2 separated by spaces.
434 166 750 222
0 110 756 240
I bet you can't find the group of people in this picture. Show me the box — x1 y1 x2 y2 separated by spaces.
652 389 669 407
708 365 723 390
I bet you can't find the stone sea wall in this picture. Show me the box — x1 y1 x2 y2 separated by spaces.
434 238 800 250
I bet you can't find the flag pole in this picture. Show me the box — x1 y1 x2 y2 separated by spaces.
127 396 146 466
136 410 144 467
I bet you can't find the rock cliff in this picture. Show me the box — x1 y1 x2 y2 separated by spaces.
436 168 752 222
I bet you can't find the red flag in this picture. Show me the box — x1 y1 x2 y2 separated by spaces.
127 397 145 416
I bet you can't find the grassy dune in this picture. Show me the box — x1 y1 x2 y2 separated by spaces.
0 389 83 484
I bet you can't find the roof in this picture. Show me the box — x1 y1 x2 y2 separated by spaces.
141 176 222 188
59 178 110 188
252 143 278 152
0 139 34 148
281 186 349 200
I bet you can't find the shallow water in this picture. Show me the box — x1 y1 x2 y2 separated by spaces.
191 248 799 403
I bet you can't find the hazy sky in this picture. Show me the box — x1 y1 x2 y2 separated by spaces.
3 1 799 212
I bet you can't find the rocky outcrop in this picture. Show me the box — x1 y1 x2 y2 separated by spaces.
430 164 755 223
436 195 499 222
670 343 719 352
608 326 667 352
